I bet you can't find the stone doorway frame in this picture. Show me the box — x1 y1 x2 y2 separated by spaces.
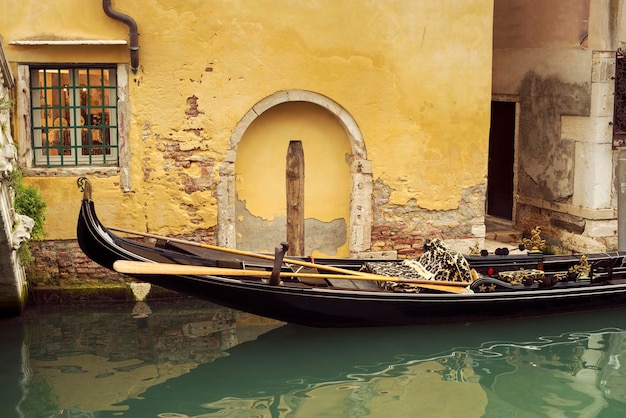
216 89 373 256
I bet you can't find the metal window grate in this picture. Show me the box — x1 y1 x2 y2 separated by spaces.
614 50 626 148
30 66 119 167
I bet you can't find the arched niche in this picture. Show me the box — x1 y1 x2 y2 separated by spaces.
216 89 372 256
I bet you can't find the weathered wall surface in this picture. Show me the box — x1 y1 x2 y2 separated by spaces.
492 0 623 252
493 0 591 207
0 37 27 314
235 101 352 256
1 0 494 279
371 180 486 258
517 73 590 202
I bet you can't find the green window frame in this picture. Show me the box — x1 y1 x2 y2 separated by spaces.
29 66 119 167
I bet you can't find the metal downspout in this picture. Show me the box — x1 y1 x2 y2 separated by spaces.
102 0 139 73
618 150 626 251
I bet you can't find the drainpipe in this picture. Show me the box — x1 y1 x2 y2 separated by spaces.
102 0 139 73
619 150 626 251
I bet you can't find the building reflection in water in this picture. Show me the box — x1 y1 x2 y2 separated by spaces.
195 330 625 417
14 299 283 417
5 301 626 417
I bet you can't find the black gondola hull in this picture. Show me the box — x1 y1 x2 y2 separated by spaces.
75 180 626 327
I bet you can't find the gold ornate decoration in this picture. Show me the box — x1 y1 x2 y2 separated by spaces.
553 255 591 282
521 226 545 253
77 176 92 200
468 241 480 257
570 254 591 279
477 283 497 293
498 269 544 285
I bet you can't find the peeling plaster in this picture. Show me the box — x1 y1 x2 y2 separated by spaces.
235 199 347 256
217 90 372 254
518 72 590 202
373 178 486 240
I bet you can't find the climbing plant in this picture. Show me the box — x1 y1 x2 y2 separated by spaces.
0 97 12 135
0 97 12 112
11 169 46 239
10 168 46 265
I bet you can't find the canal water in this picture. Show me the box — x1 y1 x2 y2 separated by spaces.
1 298 626 418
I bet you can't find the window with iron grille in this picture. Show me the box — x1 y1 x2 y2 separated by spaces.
29 66 119 167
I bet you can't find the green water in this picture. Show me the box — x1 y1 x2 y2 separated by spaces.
1 299 626 417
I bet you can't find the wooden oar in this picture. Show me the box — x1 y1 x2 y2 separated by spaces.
108 227 471 293
113 260 471 293
108 227 396 278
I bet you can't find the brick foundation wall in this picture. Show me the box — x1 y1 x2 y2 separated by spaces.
26 240 128 288
26 228 218 288
370 180 486 258
515 205 567 247
516 203 618 253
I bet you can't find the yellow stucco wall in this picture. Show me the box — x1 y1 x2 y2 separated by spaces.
235 101 352 255
236 102 351 222
1 0 493 243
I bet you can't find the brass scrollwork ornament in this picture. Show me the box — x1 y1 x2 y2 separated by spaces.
521 226 545 253
77 177 92 200
468 241 480 257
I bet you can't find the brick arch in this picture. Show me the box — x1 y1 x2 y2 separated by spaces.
216 89 372 255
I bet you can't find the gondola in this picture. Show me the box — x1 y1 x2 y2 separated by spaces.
76 177 626 327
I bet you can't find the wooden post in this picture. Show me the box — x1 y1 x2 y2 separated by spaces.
286 140 304 256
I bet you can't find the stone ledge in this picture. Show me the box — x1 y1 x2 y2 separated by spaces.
352 250 398 259
26 284 188 305
485 230 522 243
517 196 616 220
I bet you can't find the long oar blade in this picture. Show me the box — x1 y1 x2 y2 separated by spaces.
108 227 400 279
112 260 470 294
114 261 269 277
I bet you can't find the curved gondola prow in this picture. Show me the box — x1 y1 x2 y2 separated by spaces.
76 177 245 272
77 176 92 202
76 177 138 270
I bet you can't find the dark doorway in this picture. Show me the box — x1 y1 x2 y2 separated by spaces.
487 101 516 220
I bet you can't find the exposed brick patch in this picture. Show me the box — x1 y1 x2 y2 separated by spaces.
550 217 585 235
153 139 217 195
26 240 129 288
177 228 217 244
186 95 203 118
27 230 218 290
180 164 216 195
157 141 190 167
370 179 485 258
515 204 566 244
513 203 609 252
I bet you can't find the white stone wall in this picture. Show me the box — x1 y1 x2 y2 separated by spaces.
0 35 27 315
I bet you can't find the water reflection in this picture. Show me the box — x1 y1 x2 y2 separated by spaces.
2 300 626 417
7 299 283 418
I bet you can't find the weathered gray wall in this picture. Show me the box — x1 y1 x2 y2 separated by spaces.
492 0 623 252
235 199 348 255
517 72 590 202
